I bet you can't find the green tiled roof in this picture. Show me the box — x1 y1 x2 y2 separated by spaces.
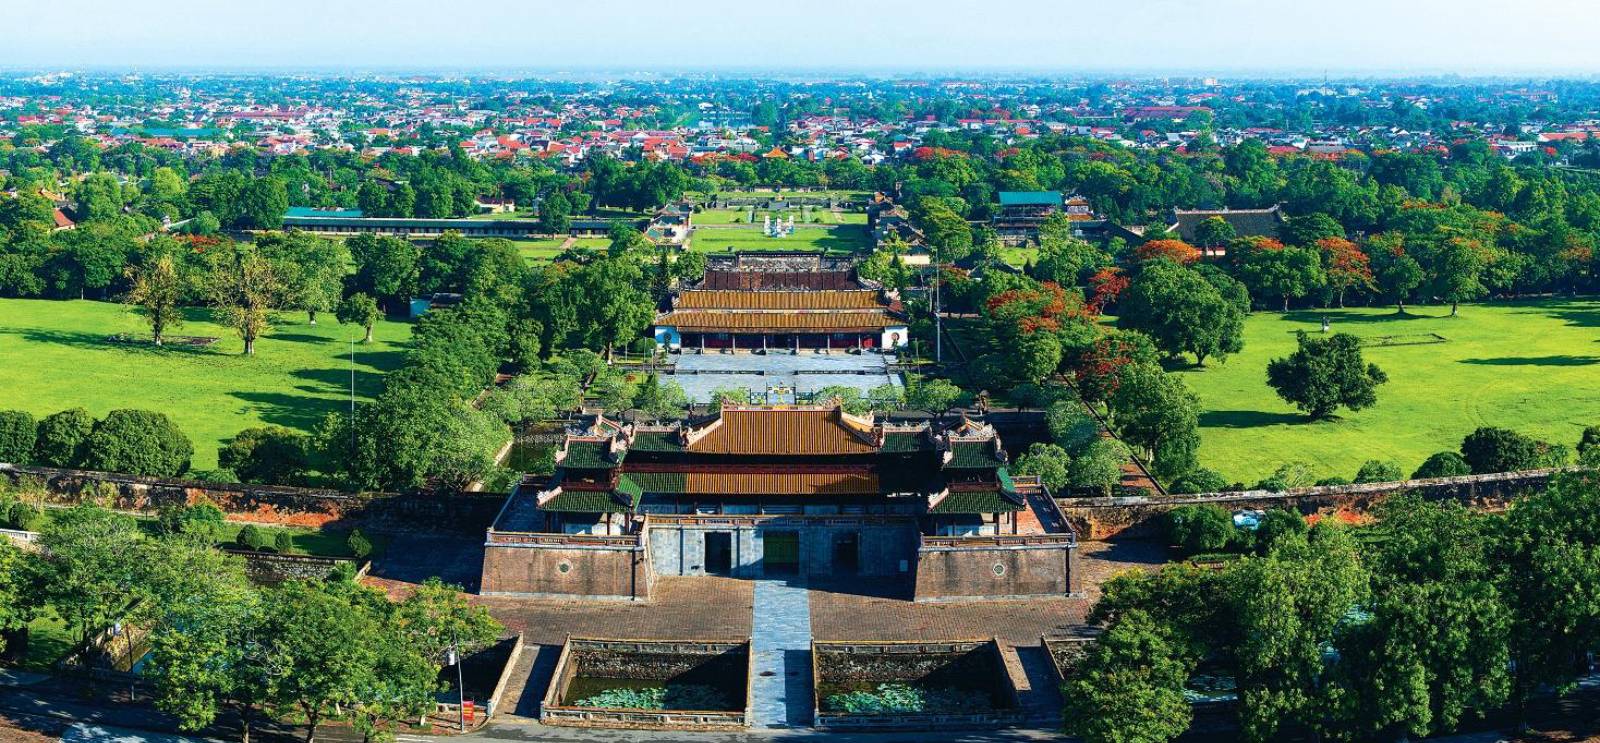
929 488 1025 514
626 471 689 493
614 474 645 507
997 466 1018 495
562 440 622 469
540 489 628 513
881 431 929 453
946 441 1006 469
629 431 684 453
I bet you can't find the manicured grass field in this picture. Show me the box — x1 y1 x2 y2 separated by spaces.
466 211 537 220
689 226 870 254
689 188 872 201
695 207 866 226
512 237 572 262
0 298 413 470
1174 299 1600 483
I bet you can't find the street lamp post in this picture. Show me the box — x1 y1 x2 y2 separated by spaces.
446 626 466 733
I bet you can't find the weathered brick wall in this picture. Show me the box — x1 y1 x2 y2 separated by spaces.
913 543 1074 601
568 646 747 691
815 643 1000 686
1058 468 1561 540
0 464 504 533
480 543 652 600
221 548 359 584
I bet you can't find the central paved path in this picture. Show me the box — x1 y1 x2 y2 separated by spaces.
749 579 813 729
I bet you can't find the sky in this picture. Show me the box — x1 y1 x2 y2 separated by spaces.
7 0 1600 76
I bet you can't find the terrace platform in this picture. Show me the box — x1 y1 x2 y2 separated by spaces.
665 351 901 403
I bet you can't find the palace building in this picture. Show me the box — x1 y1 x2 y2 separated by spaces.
480 402 1078 602
652 252 910 352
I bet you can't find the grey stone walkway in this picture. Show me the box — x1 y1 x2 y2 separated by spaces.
749 579 814 729
668 352 900 403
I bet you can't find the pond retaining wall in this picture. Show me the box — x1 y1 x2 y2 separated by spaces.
540 637 751 731
811 639 1025 731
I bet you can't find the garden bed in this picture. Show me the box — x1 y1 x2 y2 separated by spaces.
811 639 1024 731
540 638 750 730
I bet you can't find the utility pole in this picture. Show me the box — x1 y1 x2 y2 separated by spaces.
451 627 467 733
349 339 356 458
933 243 942 363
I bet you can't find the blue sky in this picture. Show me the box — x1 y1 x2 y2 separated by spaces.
8 0 1600 74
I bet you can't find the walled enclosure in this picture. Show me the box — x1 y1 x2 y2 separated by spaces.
541 638 751 730
811 639 1026 731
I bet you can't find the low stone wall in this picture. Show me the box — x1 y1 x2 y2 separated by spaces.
913 534 1076 602
0 463 505 533
1041 635 1093 686
1058 468 1563 540
219 547 365 584
480 531 653 600
0 527 36 548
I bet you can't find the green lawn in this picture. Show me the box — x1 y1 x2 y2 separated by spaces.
467 211 537 220
689 188 872 201
512 237 572 262
0 298 413 469
689 226 870 254
695 207 865 226
1174 299 1600 483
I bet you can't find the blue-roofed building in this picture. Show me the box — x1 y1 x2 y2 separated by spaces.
285 206 365 219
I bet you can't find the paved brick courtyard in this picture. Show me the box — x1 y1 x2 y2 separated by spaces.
473 576 756 645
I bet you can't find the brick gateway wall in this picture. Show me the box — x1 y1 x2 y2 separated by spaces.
480 530 653 600
913 534 1077 601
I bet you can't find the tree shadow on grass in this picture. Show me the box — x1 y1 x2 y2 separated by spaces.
1527 300 1600 330
228 390 346 433
291 367 393 398
1200 410 1307 428
268 331 338 344
1459 355 1600 367
0 327 220 358
1281 309 1444 325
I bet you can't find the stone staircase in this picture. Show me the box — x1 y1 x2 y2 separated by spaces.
1001 644 1065 725
494 642 561 721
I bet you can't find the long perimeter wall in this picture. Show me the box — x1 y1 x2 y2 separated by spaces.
1059 468 1563 540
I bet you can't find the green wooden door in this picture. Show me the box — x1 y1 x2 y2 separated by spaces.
762 530 799 574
